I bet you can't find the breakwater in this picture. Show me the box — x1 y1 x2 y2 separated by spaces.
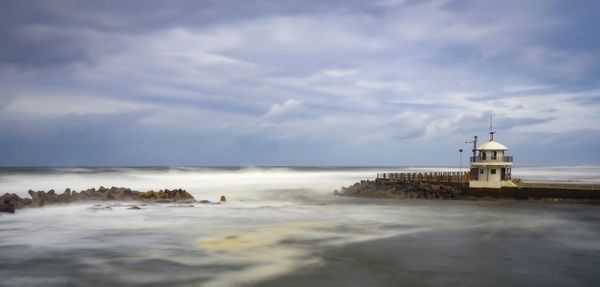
335 179 463 199
338 172 600 202
0 187 198 213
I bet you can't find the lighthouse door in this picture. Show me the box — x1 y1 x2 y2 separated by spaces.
469 168 478 180
501 168 506 180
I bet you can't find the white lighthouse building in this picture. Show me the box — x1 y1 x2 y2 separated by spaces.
468 125 515 189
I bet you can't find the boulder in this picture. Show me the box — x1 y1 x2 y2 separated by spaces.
57 188 72 202
0 201 15 213
0 193 24 213
1 193 30 209
87 204 113 211
28 190 45 207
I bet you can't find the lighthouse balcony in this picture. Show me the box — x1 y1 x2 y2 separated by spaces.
470 156 513 164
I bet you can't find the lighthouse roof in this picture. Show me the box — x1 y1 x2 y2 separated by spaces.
478 140 508 151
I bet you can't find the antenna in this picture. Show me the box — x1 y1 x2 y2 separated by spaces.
465 135 478 157
458 148 463 175
489 114 495 141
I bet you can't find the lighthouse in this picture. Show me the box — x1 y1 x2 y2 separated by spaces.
468 118 515 189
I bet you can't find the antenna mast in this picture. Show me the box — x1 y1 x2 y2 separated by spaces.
465 136 478 157
489 114 495 141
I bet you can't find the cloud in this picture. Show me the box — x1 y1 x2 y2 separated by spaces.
389 112 432 140
502 85 554 93
3 92 152 118
0 0 599 165
373 0 409 8
264 99 304 119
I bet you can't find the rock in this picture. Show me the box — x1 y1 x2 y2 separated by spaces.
56 189 72 203
1 193 29 210
108 187 133 201
0 193 25 213
28 190 45 207
220 195 227 202
87 205 113 211
169 204 195 208
70 190 81 201
198 200 221 205
128 205 141 210
0 201 15 213
335 179 466 201
2 187 197 213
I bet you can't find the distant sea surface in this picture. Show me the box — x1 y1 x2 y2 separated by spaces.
1 166 599 287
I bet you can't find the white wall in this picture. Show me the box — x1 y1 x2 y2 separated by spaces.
469 166 503 188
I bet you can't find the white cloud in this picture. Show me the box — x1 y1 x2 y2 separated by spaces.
373 0 409 8
264 99 304 119
502 85 554 93
3 92 152 118
322 69 356 78
388 111 432 140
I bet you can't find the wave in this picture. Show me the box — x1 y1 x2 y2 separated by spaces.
1 166 599 199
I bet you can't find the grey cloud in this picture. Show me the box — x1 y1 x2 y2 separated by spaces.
494 116 556 131
510 129 600 165
0 0 599 165
0 95 14 109
0 108 594 166
0 0 385 66
451 112 555 136
570 94 600 106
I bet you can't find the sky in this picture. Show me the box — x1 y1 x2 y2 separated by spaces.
0 0 599 166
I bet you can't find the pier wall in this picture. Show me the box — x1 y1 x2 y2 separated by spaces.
465 187 600 199
373 172 600 200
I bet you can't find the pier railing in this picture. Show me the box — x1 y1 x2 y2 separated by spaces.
470 156 513 163
376 172 469 182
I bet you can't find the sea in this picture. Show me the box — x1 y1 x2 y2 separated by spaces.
0 166 599 287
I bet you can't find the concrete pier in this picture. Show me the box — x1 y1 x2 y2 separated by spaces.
372 172 600 200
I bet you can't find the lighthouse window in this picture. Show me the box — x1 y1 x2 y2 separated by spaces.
491 169 497 174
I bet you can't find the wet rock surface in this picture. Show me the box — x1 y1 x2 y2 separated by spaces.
0 187 196 213
1 193 32 212
334 180 600 203
335 180 463 200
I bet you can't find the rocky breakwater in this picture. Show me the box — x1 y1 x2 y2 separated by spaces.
335 180 463 200
0 187 196 213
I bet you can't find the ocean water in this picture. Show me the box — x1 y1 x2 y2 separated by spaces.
0 166 599 287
